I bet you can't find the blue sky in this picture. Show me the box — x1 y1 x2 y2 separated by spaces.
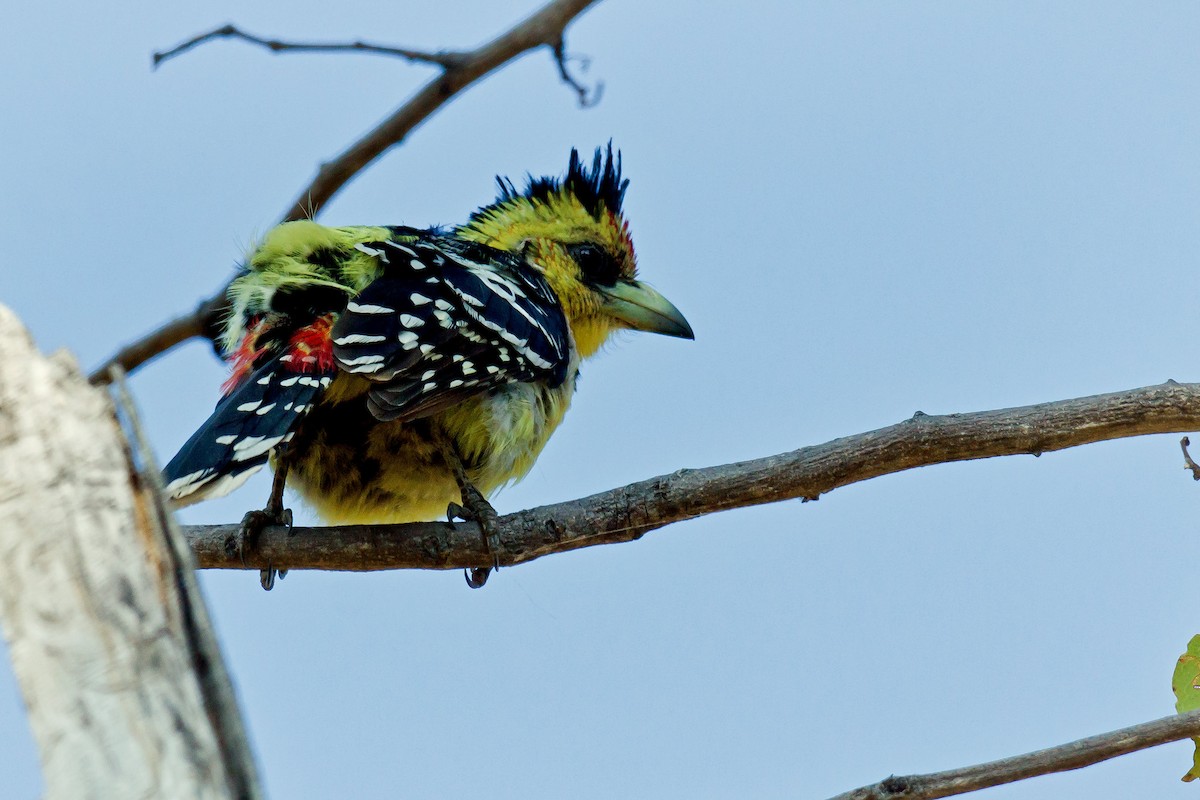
4 2 1200 797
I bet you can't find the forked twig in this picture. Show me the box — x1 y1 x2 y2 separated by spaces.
90 0 603 384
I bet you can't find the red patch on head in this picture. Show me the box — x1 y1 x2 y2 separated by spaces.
607 210 637 277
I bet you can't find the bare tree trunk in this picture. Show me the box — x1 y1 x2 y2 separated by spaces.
0 305 261 799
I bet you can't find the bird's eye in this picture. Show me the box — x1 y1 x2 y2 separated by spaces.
568 243 621 286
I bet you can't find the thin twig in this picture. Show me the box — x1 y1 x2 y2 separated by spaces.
184 380 1200 573
153 23 466 69
90 0 602 384
827 709 1200 800
275 0 601 222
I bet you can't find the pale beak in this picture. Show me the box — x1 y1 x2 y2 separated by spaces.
597 280 695 340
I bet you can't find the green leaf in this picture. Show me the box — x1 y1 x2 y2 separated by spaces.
1172 634 1200 782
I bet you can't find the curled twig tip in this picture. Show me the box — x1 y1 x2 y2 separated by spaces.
1181 436 1200 481
552 38 604 108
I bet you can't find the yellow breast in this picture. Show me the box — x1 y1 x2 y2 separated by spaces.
284 370 578 524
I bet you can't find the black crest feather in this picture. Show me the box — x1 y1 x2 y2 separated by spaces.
489 143 628 219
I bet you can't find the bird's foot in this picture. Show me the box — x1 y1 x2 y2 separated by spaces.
447 494 501 589
436 430 502 588
238 507 293 591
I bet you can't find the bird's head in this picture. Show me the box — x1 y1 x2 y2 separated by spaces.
458 145 693 357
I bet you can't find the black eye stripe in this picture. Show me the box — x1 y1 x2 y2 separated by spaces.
567 243 621 286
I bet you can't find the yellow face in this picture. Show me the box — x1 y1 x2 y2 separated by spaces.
459 189 641 356
461 146 693 354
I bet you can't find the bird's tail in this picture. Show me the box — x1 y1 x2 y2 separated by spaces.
162 353 332 507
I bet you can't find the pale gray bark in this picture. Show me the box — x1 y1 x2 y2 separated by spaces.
0 305 260 800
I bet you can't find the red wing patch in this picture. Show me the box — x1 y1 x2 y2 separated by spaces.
222 315 271 396
285 314 336 374
222 314 337 396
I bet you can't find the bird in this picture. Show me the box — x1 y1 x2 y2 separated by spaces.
162 145 693 588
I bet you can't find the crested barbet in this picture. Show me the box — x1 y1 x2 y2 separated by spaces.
162 146 693 577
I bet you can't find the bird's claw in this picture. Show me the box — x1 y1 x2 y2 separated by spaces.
447 500 502 589
465 568 491 588
238 507 292 591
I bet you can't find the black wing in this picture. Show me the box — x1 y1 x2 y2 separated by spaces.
331 236 570 423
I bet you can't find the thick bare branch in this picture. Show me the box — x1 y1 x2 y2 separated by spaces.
0 306 260 799
827 709 1200 800
154 23 466 69
185 380 1200 572
90 0 601 384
